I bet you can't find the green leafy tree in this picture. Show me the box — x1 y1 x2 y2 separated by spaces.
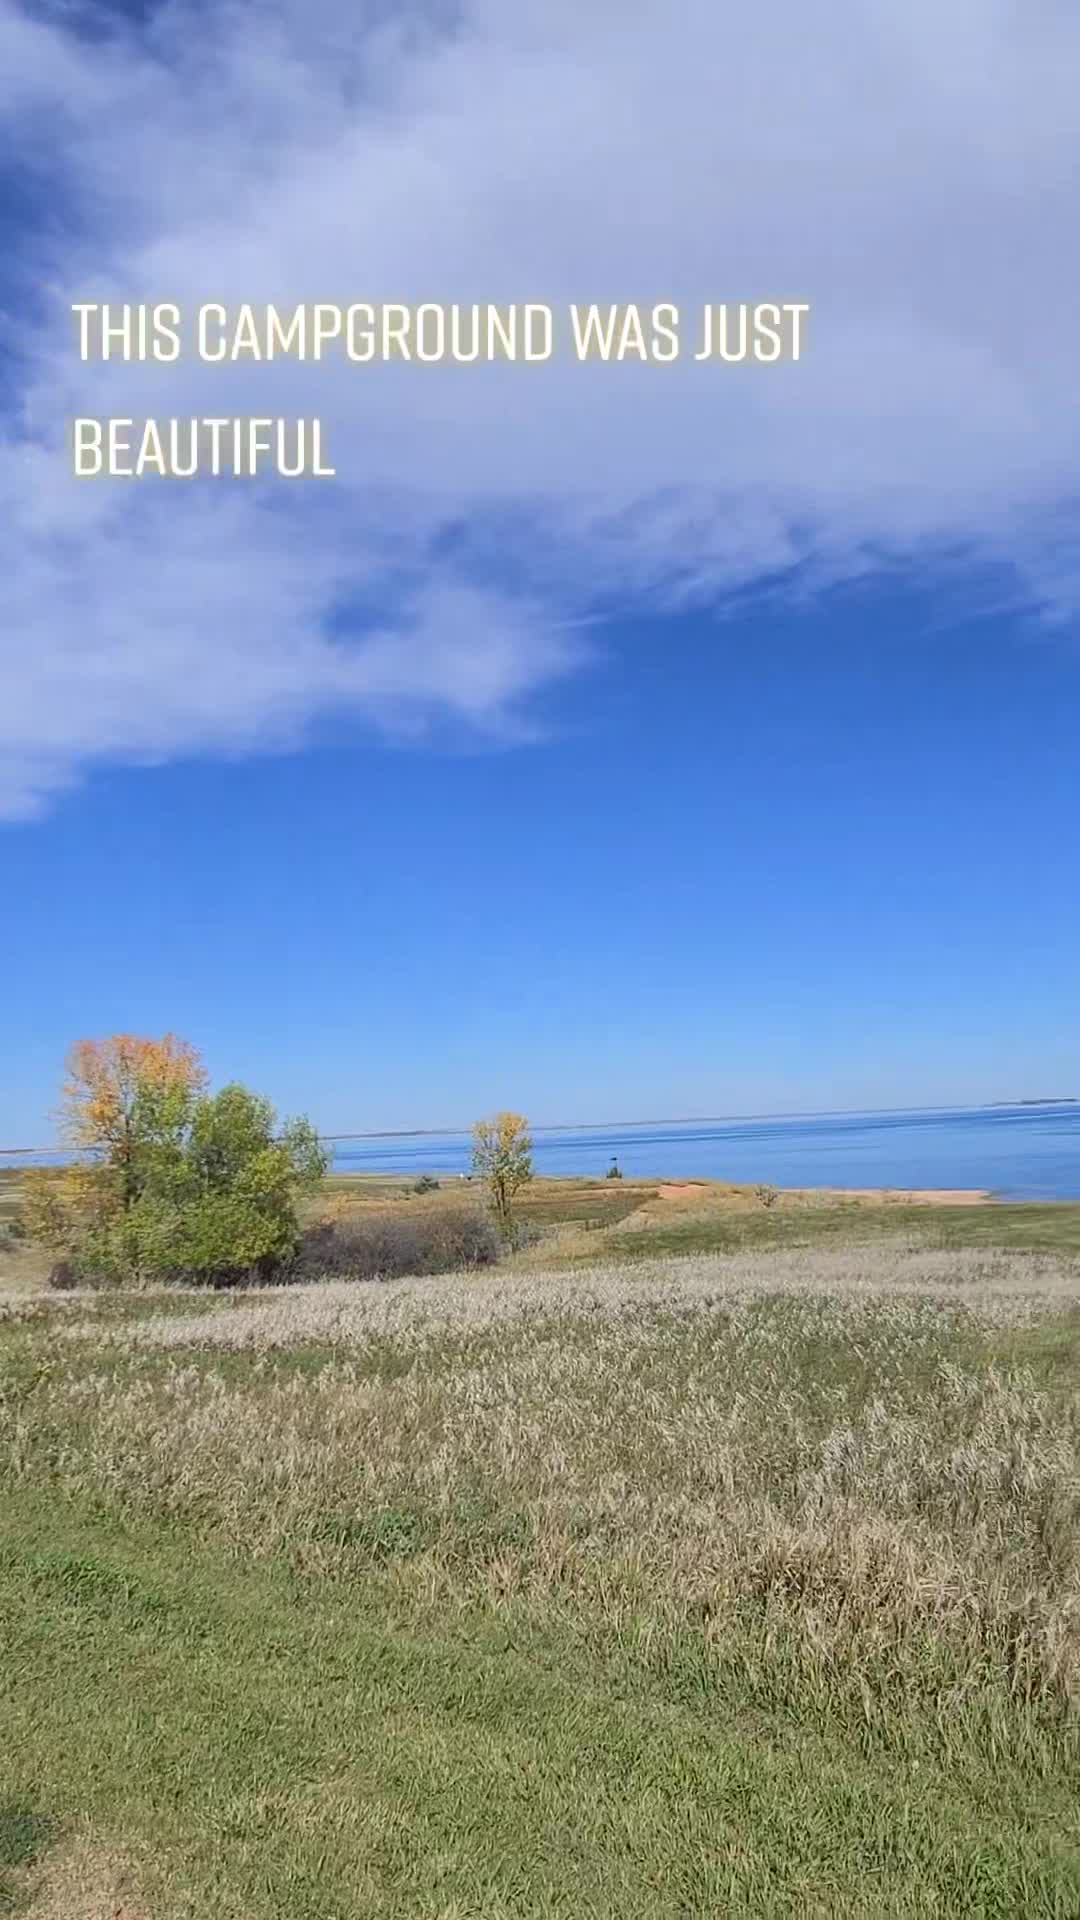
148 1085 329 1284
25 1043 328 1287
471 1111 533 1240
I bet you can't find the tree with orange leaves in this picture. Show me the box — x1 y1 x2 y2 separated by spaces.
25 1035 326 1288
60 1033 207 1209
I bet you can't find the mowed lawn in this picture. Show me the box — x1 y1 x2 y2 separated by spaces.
3 1206 1080 1914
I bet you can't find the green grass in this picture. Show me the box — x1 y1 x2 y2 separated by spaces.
0 1796 55 1913
2 1488 1078 1919
321 1173 656 1231
600 1201 1080 1263
512 1180 657 1229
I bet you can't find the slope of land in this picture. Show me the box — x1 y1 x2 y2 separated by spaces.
2 1181 1080 1914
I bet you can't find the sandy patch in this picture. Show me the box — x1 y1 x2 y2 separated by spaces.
648 1182 990 1209
789 1185 990 1207
607 1181 991 1234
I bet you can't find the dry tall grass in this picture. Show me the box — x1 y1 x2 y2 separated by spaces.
6 1242 1080 1765
61 1239 1080 1345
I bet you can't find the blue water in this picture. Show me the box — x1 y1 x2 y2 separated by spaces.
331 1104 1080 1201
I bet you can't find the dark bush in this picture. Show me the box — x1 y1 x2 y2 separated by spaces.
46 1259 80 1290
412 1174 441 1194
294 1205 500 1283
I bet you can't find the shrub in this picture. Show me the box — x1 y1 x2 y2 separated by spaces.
294 1205 500 1283
122 1187 299 1289
46 1259 80 1291
755 1183 780 1209
504 1218 546 1252
412 1174 441 1194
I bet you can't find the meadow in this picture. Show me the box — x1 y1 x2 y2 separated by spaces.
2 1175 1080 1915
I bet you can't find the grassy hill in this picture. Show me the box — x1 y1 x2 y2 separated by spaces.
2 1171 1080 1913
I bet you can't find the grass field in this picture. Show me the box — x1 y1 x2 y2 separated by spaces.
2 1177 1080 1914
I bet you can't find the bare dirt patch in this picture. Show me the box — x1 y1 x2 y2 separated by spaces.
19 1839 147 1920
615 1181 991 1231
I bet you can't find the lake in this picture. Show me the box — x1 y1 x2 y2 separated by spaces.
331 1103 1080 1201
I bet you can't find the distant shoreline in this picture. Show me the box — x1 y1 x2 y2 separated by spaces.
326 1170 997 1206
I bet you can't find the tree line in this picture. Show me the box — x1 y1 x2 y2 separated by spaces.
23 1035 534 1287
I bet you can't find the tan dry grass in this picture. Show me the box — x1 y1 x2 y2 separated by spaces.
65 1242 1080 1352
0 1240 54 1296
18 1838 147 1920
3 1242 1074 1735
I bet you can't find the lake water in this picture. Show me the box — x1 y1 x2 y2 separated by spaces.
331 1103 1080 1201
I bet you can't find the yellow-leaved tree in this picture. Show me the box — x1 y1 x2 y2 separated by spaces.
23 1034 208 1266
471 1111 533 1241
23 1036 327 1287
62 1033 208 1208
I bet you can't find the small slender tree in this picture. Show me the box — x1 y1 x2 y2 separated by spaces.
471 1111 533 1240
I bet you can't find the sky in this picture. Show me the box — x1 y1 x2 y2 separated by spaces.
1 0 1078 1142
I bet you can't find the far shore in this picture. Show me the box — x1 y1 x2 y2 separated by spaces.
3 1161 1002 1214
324 1169 995 1206
645 1180 993 1206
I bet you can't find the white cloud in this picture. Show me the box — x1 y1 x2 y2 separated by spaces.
1 0 1078 815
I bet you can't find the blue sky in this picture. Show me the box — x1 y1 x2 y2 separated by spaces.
4 572 1078 1141
1 1 1078 1141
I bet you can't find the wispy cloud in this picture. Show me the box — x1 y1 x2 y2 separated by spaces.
2 0 1078 815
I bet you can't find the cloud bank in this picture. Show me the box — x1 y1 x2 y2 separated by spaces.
2 0 1078 815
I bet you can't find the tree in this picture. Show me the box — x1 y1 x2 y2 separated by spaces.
128 1085 328 1285
471 1111 533 1239
185 1083 280 1194
24 1035 207 1269
25 1040 327 1287
60 1034 207 1209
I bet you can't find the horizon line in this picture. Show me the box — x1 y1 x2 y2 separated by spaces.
1 1095 1074 1159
